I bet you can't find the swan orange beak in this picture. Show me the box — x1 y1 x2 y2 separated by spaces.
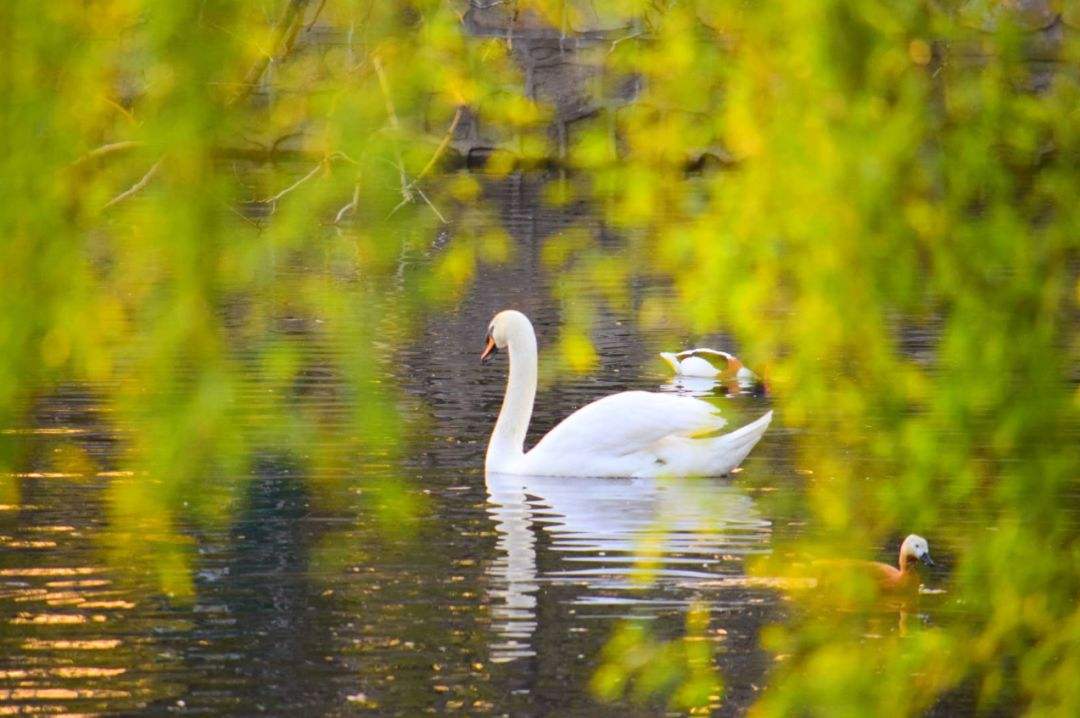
481 335 498 364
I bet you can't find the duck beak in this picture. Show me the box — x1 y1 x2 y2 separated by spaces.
920 553 935 567
481 335 498 364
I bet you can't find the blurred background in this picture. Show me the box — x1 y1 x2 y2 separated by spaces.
0 1 1077 715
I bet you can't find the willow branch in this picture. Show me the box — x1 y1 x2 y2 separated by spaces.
232 0 311 105
261 151 356 209
103 157 163 210
391 107 461 224
373 57 412 201
373 58 452 224
375 59 451 224
415 106 463 182
334 183 361 224
306 0 328 32
262 159 325 205
414 186 447 224
609 31 644 54
372 55 409 191
103 97 138 125
72 140 145 168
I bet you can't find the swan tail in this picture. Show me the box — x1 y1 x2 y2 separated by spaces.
705 409 773 475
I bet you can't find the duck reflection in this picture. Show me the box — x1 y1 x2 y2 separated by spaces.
660 375 727 397
485 471 769 663
659 374 766 399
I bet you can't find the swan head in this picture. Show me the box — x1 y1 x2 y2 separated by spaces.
481 309 530 364
900 534 934 567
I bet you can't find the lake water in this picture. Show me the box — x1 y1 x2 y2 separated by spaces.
2 175 973 716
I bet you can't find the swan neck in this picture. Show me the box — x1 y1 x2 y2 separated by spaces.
486 320 537 471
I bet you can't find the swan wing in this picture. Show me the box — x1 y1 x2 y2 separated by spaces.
528 391 725 460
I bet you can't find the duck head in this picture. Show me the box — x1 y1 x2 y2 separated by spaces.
900 534 934 568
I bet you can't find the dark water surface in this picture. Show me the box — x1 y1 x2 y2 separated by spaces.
3 178 966 716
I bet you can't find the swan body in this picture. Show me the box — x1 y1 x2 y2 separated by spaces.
481 310 772 477
660 348 757 381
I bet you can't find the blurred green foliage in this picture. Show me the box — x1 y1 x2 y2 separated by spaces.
1 0 1077 714
543 1 1078 715
591 604 721 713
0 0 521 594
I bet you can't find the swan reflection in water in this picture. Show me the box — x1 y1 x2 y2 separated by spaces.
485 471 770 662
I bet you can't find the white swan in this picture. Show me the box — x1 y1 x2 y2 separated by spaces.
481 310 772 477
660 348 758 381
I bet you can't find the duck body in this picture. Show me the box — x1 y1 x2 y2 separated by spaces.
813 535 934 595
482 311 772 478
866 561 919 593
660 348 757 381
873 534 934 593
